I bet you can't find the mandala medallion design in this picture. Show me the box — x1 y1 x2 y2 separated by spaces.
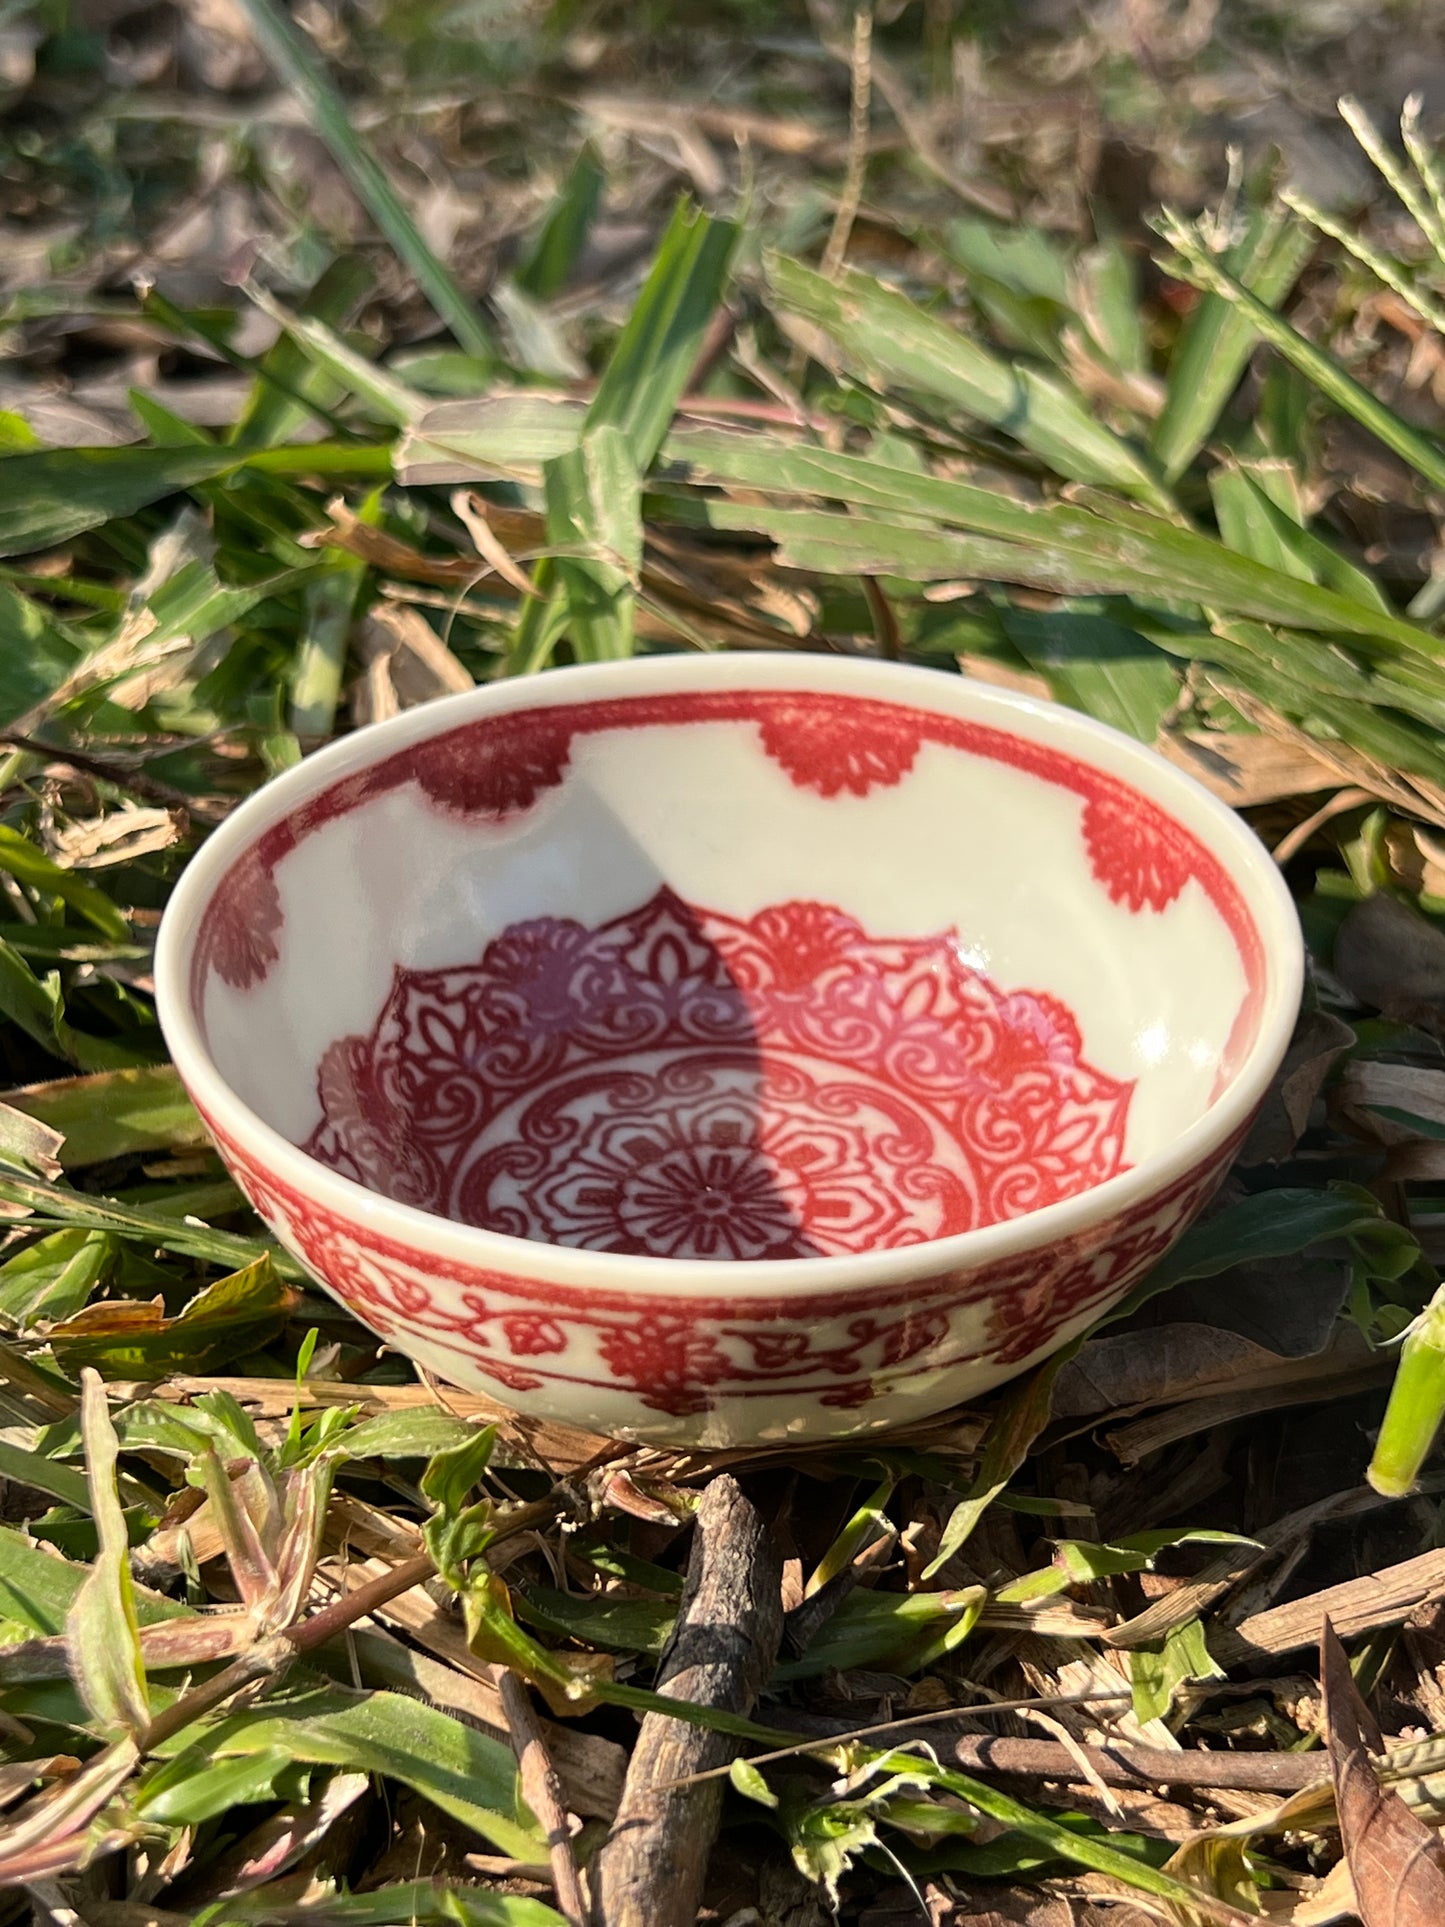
305 890 1134 1259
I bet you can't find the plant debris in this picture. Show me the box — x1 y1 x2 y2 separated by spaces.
2 2 1445 1922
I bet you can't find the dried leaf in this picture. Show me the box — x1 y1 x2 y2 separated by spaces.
1156 726 1344 807
1238 1006 1356 1164
1322 1617 1445 1924
48 1254 299 1378
1334 894 1445 1023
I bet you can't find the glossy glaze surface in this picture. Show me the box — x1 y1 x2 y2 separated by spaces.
156 655 1303 1444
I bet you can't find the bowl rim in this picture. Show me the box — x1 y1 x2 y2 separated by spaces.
154 652 1304 1296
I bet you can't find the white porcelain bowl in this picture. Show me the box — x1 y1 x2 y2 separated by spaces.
155 654 1302 1445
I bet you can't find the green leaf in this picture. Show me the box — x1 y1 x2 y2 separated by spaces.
0 582 82 725
544 424 643 661
131 389 214 446
463 1569 609 1713
0 1519 188 1636
944 216 1071 304
0 935 142 1072
420 1425 496 1517
863 1747 1246 1914
588 200 739 469
47 1254 300 1379
997 606 1180 741
775 1586 985 1681
730 1755 780 1808
693 493 1440 663
329 1407 478 1464
766 254 1169 504
516 144 605 301
0 825 128 940
0 1172 293 1274
67 1371 150 1739
1103 1183 1397 1327
507 202 735 671
0 1229 116 1326
998 1529 1259 1603
1 1065 207 1170
0 410 40 451
651 424 1444 662
1129 1616 1223 1722
1157 207 1445 493
235 0 491 359
1211 462 1391 611
229 255 375 449
1150 203 1315 482
159 1685 539 1859
421 1425 496 1584
1074 238 1148 375
191 1882 567 1926
291 551 368 741
0 447 241 556
924 1353 1077 1578
247 289 425 429
807 1474 896 1596
514 1584 674 1657
401 394 585 482
788 1796 885 1906
139 1744 300 1825
0 1439 92 1512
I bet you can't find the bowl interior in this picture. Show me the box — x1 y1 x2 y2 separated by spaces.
186 680 1269 1263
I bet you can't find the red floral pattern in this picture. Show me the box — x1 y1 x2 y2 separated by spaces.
1081 794 1196 914
194 844 286 992
409 711 574 819
303 890 1133 1258
757 697 921 796
192 691 1265 1030
199 1110 1243 1420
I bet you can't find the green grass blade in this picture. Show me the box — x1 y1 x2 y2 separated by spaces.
543 424 642 661
996 606 1181 740
1150 204 1315 482
246 288 426 429
156 1685 540 1860
0 1173 293 1274
505 202 736 670
686 494 1444 660
766 253 1170 505
400 394 586 483
516 144 605 301
1156 208 1445 493
230 256 375 449
587 200 739 469
0 447 242 556
1210 461 1392 611
291 551 368 742
862 1750 1252 1921
234 0 492 360
1073 237 1148 374
68 1372 150 1739
0 825 129 941
660 426 1444 655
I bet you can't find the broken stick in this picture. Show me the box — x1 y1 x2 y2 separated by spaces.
589 1474 783 1927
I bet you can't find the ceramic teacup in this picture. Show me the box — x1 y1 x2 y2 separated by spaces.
155 654 1303 1446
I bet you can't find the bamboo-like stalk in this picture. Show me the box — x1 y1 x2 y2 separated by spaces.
1369 1282 1445 1498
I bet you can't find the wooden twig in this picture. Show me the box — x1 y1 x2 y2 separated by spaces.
498 1669 589 1927
1217 1547 1445 1663
946 1733 1328 1794
588 1475 783 1927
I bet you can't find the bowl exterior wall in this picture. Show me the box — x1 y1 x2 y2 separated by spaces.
198 1099 1246 1446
